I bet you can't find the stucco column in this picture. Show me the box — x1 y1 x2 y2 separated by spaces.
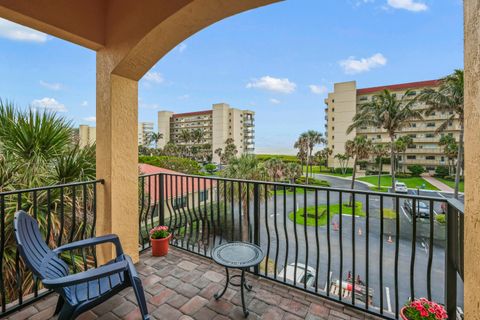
96 51 139 263
464 1 480 318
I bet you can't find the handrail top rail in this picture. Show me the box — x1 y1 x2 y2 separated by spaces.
139 172 449 203
447 197 464 214
0 179 104 196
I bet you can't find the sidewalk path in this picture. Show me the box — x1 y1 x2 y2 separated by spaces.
421 175 455 192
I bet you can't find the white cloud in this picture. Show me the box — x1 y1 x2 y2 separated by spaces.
31 97 67 112
387 0 428 11
81 101 88 107
339 53 387 74
246 76 296 94
269 98 281 104
178 43 187 53
144 71 164 84
309 84 328 95
83 116 96 123
0 18 48 42
39 80 62 91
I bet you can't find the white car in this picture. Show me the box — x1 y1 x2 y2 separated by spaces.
277 263 316 288
394 181 408 193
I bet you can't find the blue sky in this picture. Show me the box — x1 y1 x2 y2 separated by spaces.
0 0 463 154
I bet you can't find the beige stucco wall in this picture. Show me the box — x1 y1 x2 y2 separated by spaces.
464 0 480 318
212 103 230 162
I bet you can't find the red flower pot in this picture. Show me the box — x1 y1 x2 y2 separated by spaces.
151 234 171 256
400 307 409 320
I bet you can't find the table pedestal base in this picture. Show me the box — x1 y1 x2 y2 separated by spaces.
214 267 252 317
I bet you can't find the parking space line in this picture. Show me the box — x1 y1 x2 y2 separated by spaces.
400 206 412 223
385 286 392 313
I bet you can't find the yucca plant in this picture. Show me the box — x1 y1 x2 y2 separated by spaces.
0 100 97 304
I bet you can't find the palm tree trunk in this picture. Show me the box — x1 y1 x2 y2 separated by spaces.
349 157 358 206
403 151 406 174
378 157 382 191
390 136 396 192
306 152 311 185
454 125 464 199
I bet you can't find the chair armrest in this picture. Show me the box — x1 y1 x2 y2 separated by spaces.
42 260 129 289
54 234 123 256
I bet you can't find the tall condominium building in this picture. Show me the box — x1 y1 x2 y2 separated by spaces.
78 125 96 148
325 80 461 173
78 122 154 148
138 122 154 146
158 103 255 162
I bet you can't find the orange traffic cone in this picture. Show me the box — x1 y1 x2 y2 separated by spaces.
387 235 393 243
358 227 362 236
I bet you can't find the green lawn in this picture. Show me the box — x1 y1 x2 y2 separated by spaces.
435 177 464 193
288 201 365 226
382 208 397 219
303 165 329 174
275 187 314 195
357 175 439 191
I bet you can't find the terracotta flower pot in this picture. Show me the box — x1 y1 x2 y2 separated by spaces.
151 234 171 256
400 307 409 320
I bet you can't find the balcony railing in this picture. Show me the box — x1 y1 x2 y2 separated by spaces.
0 175 464 319
138 172 464 319
0 180 103 317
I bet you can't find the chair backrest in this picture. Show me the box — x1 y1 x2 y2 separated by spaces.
14 211 69 281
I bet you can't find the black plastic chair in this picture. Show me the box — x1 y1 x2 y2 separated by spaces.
14 210 150 320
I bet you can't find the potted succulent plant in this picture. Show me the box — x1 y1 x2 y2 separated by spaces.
149 226 171 256
400 298 448 320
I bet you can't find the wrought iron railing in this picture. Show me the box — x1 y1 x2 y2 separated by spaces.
139 172 464 319
0 180 103 317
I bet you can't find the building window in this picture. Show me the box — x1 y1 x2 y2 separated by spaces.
332 117 335 121
426 123 435 127
376 135 381 139
407 155 416 160
199 190 209 202
173 196 187 209
410 123 417 128
426 133 435 138
426 156 435 160
409 134 417 138
407 91 417 96
359 96 368 101
441 156 445 161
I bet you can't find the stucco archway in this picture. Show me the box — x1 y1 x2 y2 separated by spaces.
0 0 281 262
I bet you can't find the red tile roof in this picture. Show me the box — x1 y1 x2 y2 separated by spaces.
172 110 212 118
357 80 441 95
139 163 214 203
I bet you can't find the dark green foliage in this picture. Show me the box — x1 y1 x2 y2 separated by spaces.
332 167 353 174
435 166 450 178
256 154 299 163
295 176 331 187
407 165 425 176
139 156 202 174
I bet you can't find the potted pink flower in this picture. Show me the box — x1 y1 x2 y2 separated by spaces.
401 298 448 320
149 226 171 256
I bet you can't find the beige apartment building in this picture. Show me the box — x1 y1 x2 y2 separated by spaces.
138 122 154 146
78 125 96 148
78 122 154 148
158 103 255 162
325 80 461 173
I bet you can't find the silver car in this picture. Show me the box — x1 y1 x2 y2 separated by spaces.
277 263 316 288
395 181 408 193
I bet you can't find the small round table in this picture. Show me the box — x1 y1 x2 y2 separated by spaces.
211 242 264 317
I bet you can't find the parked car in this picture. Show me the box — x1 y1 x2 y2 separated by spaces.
395 181 408 194
277 263 316 288
404 199 430 218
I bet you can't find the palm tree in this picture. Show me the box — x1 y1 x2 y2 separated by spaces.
417 70 464 198
0 101 96 303
294 135 308 173
347 90 423 192
146 132 163 148
221 154 267 240
315 148 332 168
191 129 204 144
179 129 191 145
284 162 302 184
371 144 390 191
395 135 413 173
334 153 350 175
295 131 325 184
439 135 458 176
264 158 286 182
345 136 372 204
